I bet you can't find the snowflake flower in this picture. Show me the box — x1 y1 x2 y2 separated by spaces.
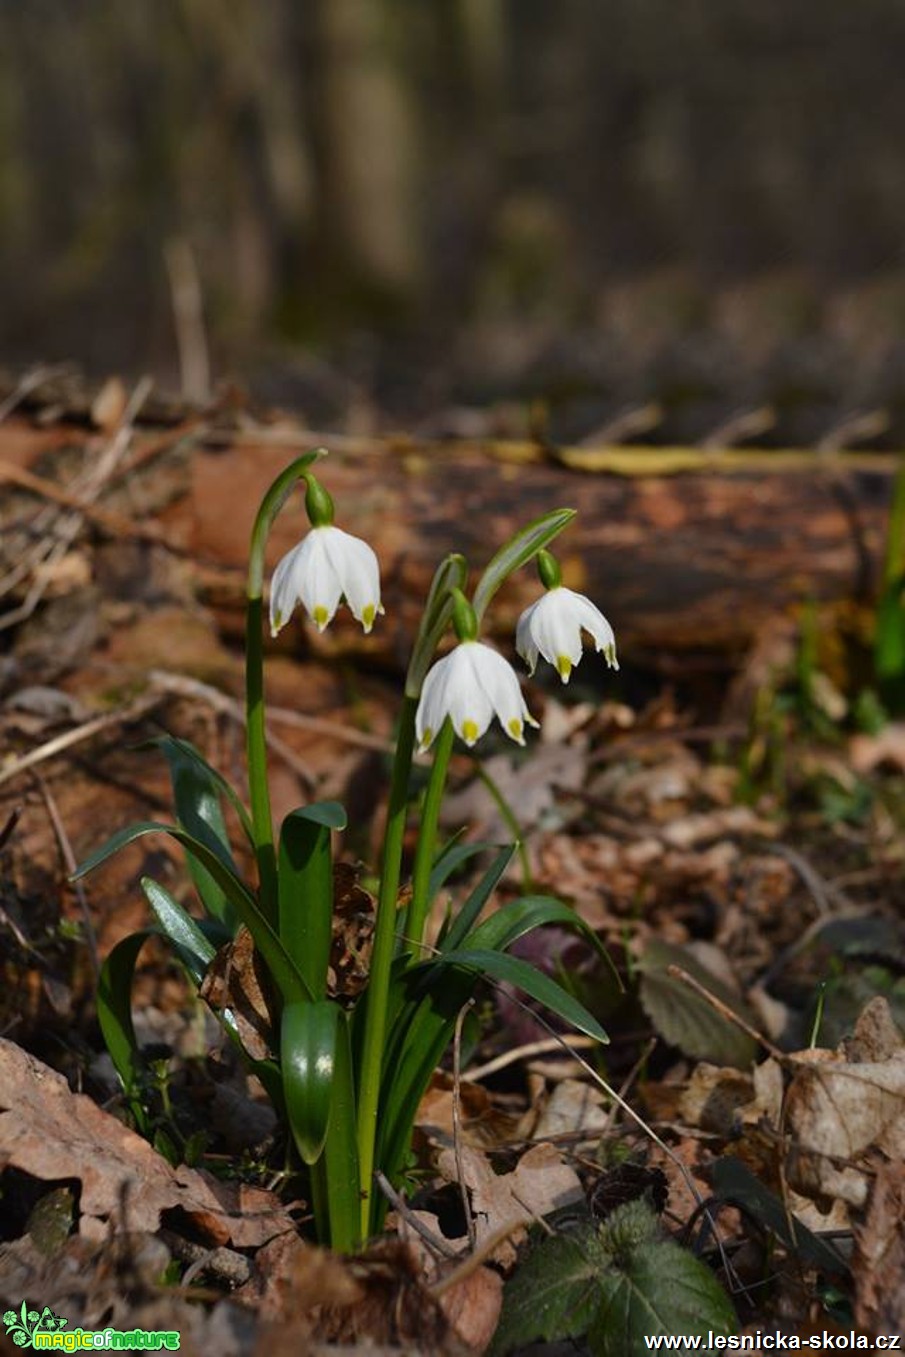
516 586 617 682
270 525 382 636
416 642 538 751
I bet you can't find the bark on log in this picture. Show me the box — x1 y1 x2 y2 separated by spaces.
183 439 894 674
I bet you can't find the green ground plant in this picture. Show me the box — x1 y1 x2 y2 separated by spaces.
75 448 617 1251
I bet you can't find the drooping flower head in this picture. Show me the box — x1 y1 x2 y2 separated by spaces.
415 589 538 751
269 476 382 636
516 550 617 682
416 641 539 751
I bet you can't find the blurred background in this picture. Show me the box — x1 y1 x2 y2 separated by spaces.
3 0 905 438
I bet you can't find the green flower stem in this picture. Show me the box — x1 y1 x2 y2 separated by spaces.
245 448 325 924
245 595 278 925
405 718 455 953
474 760 534 891
356 691 418 1236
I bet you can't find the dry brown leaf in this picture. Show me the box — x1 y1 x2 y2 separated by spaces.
660 804 776 849
441 743 587 839
853 1158 905 1340
850 723 905 774
529 1077 608 1141
678 1063 756 1135
199 926 278 1061
0 1039 291 1246
90 375 128 430
785 1001 905 1208
236 1231 362 1325
437 1264 504 1354
416 1073 521 1149
437 1142 584 1267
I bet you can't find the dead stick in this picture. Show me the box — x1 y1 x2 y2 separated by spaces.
33 773 100 979
0 692 163 788
0 460 181 548
374 1171 461 1261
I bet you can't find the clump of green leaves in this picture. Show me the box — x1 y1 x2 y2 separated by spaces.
490 1199 736 1356
75 450 612 1253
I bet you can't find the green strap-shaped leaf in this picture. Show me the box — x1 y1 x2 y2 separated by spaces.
312 1011 361 1252
465 894 622 987
140 877 216 986
428 837 494 905
422 947 609 1043
97 930 154 1126
153 736 241 927
282 999 340 1165
439 844 515 953
472 508 576 623
278 802 346 999
74 821 312 1005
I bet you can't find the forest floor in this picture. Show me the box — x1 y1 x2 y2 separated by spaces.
0 369 904 1354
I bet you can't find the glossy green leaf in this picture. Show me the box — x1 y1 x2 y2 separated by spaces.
439 844 515 953
140 876 216 987
278 802 346 999
472 508 576 623
153 736 240 927
316 1011 361 1251
466 894 594 952
282 999 340 1165
74 821 312 1005
97 930 153 1126
466 895 622 989
425 832 475 899
424 947 609 1042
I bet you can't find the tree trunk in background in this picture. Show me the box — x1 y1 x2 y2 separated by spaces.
310 0 422 297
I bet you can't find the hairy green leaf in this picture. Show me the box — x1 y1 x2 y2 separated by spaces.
491 1202 736 1357
638 939 757 1068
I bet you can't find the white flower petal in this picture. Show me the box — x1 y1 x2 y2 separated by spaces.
296 531 343 630
320 526 382 632
515 598 541 674
270 541 306 635
567 590 619 668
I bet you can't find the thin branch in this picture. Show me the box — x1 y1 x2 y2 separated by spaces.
374 1171 462 1261
465 1034 599 1082
0 692 163 788
32 774 100 979
667 965 786 1062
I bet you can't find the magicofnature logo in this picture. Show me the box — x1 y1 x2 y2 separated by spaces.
2 1304 180 1350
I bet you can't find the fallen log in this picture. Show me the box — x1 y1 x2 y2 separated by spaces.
184 437 894 674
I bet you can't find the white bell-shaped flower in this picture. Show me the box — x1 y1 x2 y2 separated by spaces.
416 642 538 751
516 586 617 682
270 525 382 636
